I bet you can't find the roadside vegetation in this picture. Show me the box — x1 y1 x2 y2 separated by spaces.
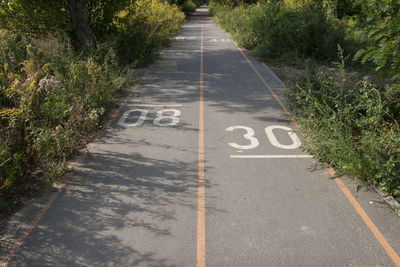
182 0 198 14
0 0 192 211
210 0 400 200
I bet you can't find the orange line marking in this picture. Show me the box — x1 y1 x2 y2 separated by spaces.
233 40 400 267
327 166 400 266
233 42 300 128
0 73 147 267
0 188 63 267
197 22 206 267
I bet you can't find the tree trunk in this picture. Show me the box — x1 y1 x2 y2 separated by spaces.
67 0 93 52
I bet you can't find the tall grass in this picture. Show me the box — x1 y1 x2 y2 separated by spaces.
0 0 185 210
112 0 185 65
285 51 400 200
210 0 362 65
182 0 197 14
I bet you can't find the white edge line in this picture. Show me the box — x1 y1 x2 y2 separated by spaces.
231 155 313 159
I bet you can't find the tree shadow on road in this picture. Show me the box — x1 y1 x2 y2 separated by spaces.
7 150 223 266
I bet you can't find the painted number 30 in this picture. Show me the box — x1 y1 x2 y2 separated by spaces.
118 109 181 127
225 125 301 150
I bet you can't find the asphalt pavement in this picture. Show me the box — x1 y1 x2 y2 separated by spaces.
1 7 400 267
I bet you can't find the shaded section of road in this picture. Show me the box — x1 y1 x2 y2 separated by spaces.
1 11 209 267
1 7 399 267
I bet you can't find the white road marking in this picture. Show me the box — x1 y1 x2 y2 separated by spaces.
153 109 181 126
118 109 147 127
118 108 182 127
225 126 259 150
230 155 313 159
210 38 231 42
174 36 198 40
132 104 183 107
225 125 302 150
265 125 301 149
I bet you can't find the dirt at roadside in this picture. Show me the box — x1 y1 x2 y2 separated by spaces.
269 65 307 86
269 64 393 91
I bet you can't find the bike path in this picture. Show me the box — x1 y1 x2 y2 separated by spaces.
201 13 400 266
1 7 400 267
1 12 204 267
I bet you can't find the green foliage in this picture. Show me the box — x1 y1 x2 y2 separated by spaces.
192 0 202 8
285 50 400 200
0 0 131 38
321 0 361 19
112 0 185 65
211 0 257 8
168 0 206 12
210 0 360 64
0 1 70 34
354 0 400 82
87 0 131 39
0 0 185 210
0 0 183 54
182 0 197 14
0 31 128 197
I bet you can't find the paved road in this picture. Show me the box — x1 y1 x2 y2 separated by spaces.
1 7 400 267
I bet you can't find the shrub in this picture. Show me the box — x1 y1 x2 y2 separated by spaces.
354 0 400 82
0 1 70 34
285 52 400 200
193 0 202 8
182 0 197 14
211 1 359 64
0 32 129 201
113 0 185 65
0 0 185 210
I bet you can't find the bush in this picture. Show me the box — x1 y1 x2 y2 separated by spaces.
0 1 70 34
354 0 400 82
285 52 400 200
182 0 197 14
0 0 185 210
0 32 129 198
193 0 202 8
211 1 359 64
113 0 185 65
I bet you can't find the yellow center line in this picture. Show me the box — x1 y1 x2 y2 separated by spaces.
232 38 400 267
196 21 206 267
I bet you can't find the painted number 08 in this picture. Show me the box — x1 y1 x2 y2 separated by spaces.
225 125 301 150
118 109 181 127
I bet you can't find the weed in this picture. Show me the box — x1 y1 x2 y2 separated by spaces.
182 0 197 14
210 1 364 66
0 0 185 211
285 49 400 200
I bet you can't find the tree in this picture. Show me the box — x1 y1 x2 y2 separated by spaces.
0 0 69 33
0 0 131 52
67 0 93 51
355 0 400 81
